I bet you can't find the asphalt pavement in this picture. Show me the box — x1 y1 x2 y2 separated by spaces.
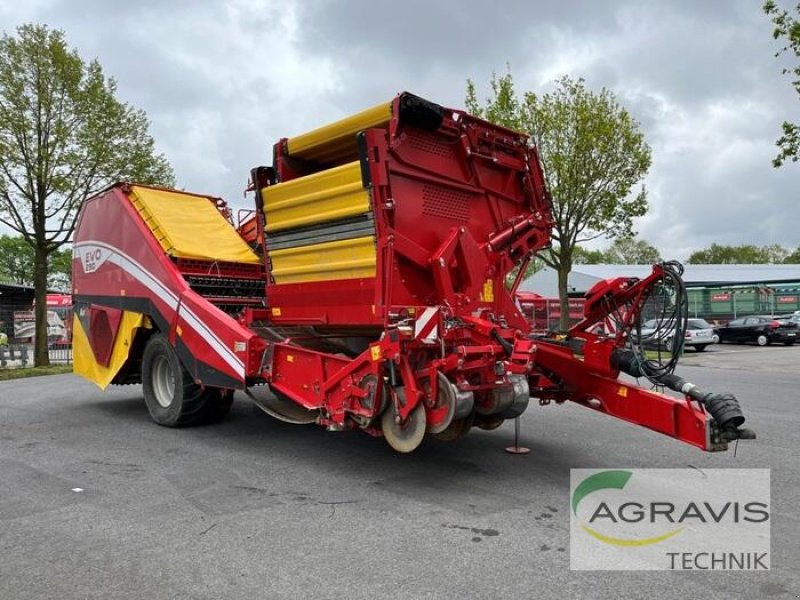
0 344 797 599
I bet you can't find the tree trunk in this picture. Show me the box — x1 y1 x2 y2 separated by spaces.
33 247 50 367
557 262 572 332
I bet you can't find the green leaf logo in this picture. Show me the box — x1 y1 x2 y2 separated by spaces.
572 470 682 546
572 470 633 516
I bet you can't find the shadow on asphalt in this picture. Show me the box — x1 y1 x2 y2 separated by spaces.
76 391 602 497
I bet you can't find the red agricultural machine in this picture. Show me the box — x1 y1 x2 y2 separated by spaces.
72 93 753 453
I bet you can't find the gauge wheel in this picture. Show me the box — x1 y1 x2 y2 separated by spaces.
756 334 768 347
381 387 426 453
422 372 457 434
142 334 220 426
475 414 505 431
431 411 475 442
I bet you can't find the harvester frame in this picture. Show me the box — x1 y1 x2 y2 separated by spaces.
72 92 753 454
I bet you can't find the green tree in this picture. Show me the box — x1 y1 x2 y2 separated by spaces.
763 1 800 167
602 237 662 264
572 246 607 265
687 243 789 264
0 234 71 288
0 24 174 365
763 243 791 263
467 72 652 329
505 255 545 288
0 234 33 284
784 245 800 262
47 246 72 291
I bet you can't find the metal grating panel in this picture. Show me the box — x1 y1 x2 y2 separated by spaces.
407 130 457 158
422 185 472 222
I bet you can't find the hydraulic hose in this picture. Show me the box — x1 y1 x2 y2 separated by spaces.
611 348 755 441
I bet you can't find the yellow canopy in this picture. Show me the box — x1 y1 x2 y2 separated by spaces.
261 161 369 232
129 186 260 264
286 101 392 163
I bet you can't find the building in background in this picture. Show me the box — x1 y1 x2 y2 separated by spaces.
520 265 800 323
0 282 72 344
0 282 35 344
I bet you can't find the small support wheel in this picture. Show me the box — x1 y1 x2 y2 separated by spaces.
381 387 426 453
475 414 505 431
354 374 387 428
423 372 457 434
431 411 475 442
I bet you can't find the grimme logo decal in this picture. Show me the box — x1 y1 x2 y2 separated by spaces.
79 245 111 274
570 469 771 571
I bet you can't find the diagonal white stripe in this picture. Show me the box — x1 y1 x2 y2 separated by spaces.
414 307 437 338
75 240 245 378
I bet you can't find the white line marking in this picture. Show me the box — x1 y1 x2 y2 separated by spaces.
75 240 244 378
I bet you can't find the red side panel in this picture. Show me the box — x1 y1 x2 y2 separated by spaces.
88 305 122 367
73 185 263 389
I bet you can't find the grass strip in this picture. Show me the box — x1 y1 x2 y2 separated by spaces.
0 365 73 381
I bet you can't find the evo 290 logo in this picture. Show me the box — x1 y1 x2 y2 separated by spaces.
569 469 770 571
77 245 111 274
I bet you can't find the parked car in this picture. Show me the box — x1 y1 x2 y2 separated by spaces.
714 315 799 346
636 318 717 352
778 314 800 326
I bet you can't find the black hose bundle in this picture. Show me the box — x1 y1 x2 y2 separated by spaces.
627 260 688 386
609 262 755 440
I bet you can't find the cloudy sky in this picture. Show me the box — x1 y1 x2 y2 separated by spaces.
1 0 797 260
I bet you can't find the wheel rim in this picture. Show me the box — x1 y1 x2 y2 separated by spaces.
381 387 426 453
151 354 175 408
757 335 767 346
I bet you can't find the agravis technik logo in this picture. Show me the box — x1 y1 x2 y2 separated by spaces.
570 469 770 570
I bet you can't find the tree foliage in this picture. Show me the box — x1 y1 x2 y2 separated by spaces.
763 1 800 167
0 24 174 364
785 245 800 262
48 245 72 290
0 234 71 289
602 237 662 264
687 243 791 264
572 246 607 265
0 234 33 285
467 71 652 328
571 238 662 265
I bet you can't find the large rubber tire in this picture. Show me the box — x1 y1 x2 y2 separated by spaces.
142 334 226 427
756 334 768 347
198 390 234 424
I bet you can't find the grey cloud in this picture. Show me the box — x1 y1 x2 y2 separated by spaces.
0 0 796 258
